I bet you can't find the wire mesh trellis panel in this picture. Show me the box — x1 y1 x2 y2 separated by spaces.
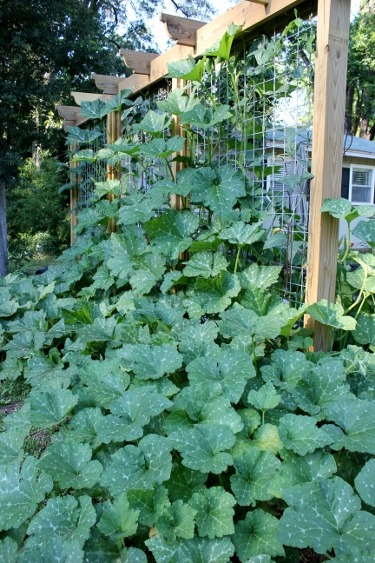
189 20 315 307
120 79 173 207
70 124 108 211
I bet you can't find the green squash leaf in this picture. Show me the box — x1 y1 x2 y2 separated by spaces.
167 464 207 503
279 477 375 555
279 414 333 455
190 487 236 538
352 220 375 248
167 56 206 82
323 398 375 454
103 387 172 442
230 447 280 506
353 313 375 345
128 487 170 527
355 459 375 508
186 348 255 403
0 457 52 531
97 492 139 540
157 88 199 115
321 197 355 221
193 272 241 314
146 535 234 563
219 221 264 246
292 358 354 417
100 434 172 496
182 251 228 278
306 300 356 330
268 450 337 498
18 539 84 563
156 499 197 541
38 442 103 489
173 382 243 433
29 388 78 429
204 23 241 60
171 424 235 474
247 382 281 411
27 495 95 548
133 110 171 134
144 210 199 259
0 537 18 563
239 263 282 290
233 509 285 560
120 343 183 379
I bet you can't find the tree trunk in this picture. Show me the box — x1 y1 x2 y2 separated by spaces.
0 179 8 277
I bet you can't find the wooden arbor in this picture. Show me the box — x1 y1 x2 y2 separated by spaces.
57 0 352 350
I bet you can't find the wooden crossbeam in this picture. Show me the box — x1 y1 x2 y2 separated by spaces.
119 49 158 75
71 92 107 106
244 0 269 5
56 105 80 130
92 74 123 94
160 13 205 46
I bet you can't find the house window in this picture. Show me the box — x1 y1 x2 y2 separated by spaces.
342 166 375 204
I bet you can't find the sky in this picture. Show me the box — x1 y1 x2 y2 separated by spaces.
149 0 361 52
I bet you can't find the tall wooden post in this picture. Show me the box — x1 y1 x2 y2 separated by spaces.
304 0 351 351
69 143 79 245
106 110 122 233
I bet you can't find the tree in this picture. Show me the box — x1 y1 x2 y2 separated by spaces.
346 5 375 138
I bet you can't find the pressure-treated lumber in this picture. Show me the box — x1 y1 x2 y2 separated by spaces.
149 44 194 83
56 106 80 131
119 50 158 75
195 0 306 55
106 111 122 233
92 74 123 94
160 13 205 46
304 0 351 351
71 92 107 106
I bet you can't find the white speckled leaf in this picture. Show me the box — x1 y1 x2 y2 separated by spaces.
190 486 236 538
278 414 333 455
354 459 375 507
146 535 235 563
233 509 285 560
144 210 199 259
186 348 255 403
0 537 18 563
0 457 53 531
194 272 241 314
100 434 172 496
323 398 375 454
171 424 235 474
38 442 103 489
279 477 375 555
230 447 280 506
29 388 78 428
27 495 95 548
182 251 228 278
97 492 139 540
120 343 183 379
268 450 337 498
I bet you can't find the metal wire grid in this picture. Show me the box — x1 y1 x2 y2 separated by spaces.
120 79 172 202
190 22 314 306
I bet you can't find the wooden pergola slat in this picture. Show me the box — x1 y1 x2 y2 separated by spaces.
160 13 205 46
92 74 123 94
119 50 158 75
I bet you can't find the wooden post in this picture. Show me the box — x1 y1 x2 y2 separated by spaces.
106 110 122 233
304 0 351 351
170 78 189 212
